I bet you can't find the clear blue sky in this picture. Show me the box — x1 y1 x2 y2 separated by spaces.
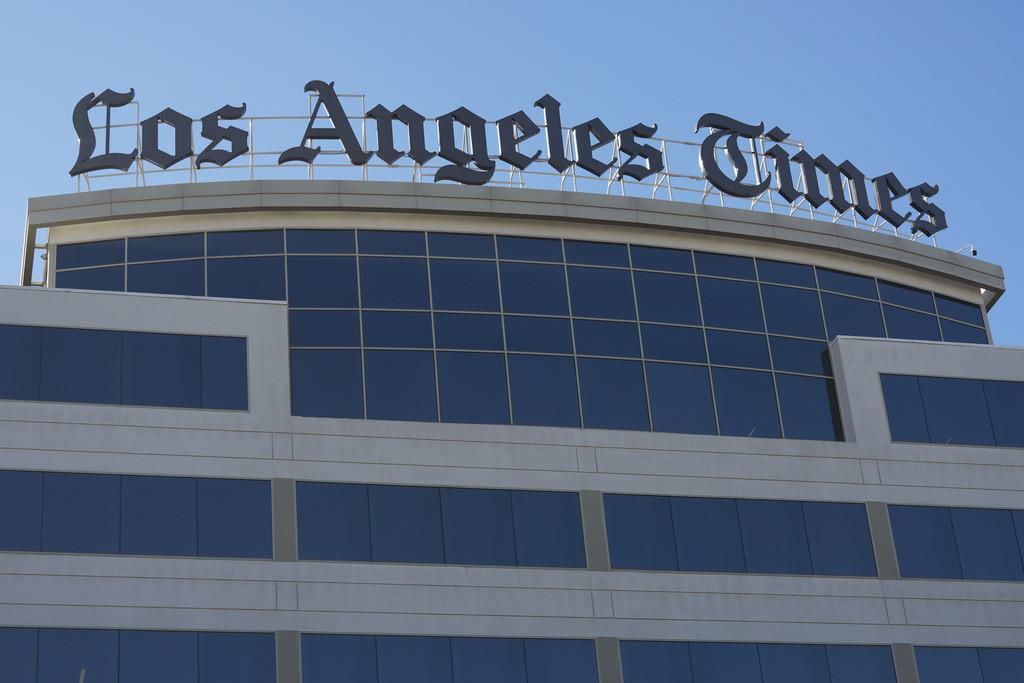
1 0 1021 344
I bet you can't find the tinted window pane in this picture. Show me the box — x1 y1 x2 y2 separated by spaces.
568 267 636 320
0 628 37 683
201 336 248 410
978 648 1024 683
358 229 425 255
197 478 272 558
699 278 764 332
435 313 503 351
207 256 286 300
706 330 771 369
504 316 572 354
880 374 929 442
301 634 376 683
365 350 437 422
630 245 693 273
565 240 628 267
121 475 197 556
776 375 843 441
821 293 885 338
122 332 201 408
207 229 283 256
497 235 562 262
817 268 877 298
759 644 829 683
634 272 701 325
0 324 41 400
378 636 453 683
641 324 707 363
738 499 812 574
500 262 569 315
128 232 204 261
671 497 745 572
757 259 816 287
511 490 586 568
437 352 509 425
57 239 124 269
38 629 118 683
287 228 355 254
289 310 361 347
695 252 756 279
712 368 781 438
508 354 580 428
578 358 649 430
525 639 599 683
803 502 875 576
605 494 677 570
826 645 897 683
0 470 42 551
935 294 985 326
120 630 199 683
940 318 989 344
369 485 444 563
915 647 983 683
287 256 358 307
198 632 275 683
620 641 693 683
431 259 500 311
984 380 1024 447
879 281 935 313
761 285 824 338
889 505 961 578
128 259 205 296
42 472 119 553
56 265 125 291
363 311 433 348
646 362 717 435
293 348 364 417
451 637 526 683
919 377 994 445
950 507 1024 581
359 257 429 309
883 305 941 341
442 488 515 565
690 642 762 683
296 482 370 561
428 232 494 258
769 337 831 376
574 320 641 357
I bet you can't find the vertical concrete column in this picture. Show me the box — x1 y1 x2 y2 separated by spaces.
866 501 900 579
272 478 298 562
276 630 301 683
595 637 624 683
892 644 921 683
580 490 610 571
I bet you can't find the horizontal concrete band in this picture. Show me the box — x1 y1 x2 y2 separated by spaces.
25 180 1004 303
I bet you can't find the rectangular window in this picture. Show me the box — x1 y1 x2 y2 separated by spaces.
207 256 286 300
198 632 276 683
935 294 985 326
573 320 641 358
577 357 650 431
122 332 202 408
441 488 517 566
437 351 510 425
510 490 586 568
524 639 599 683
630 245 693 273
706 330 771 369
0 470 42 551
435 313 504 351
776 375 843 441
301 634 377 683
916 647 984 683
120 475 198 556
984 380 1024 447
883 304 941 341
40 327 122 404
497 235 562 262
633 272 701 325
287 228 355 254
287 256 358 307
290 349 363 418
949 507 1024 581
889 505 962 579
711 368 781 438
38 629 118 683
452 637 527 683
803 501 876 576
0 628 37 682
565 240 629 267
120 630 199 683
879 281 935 313
736 499 812 574
671 497 746 572
431 259 500 312
620 641 692 683
206 229 283 256
645 362 717 436
128 232 205 262
56 265 125 291
694 252 756 279
359 257 430 309
690 642 762 683
358 229 425 256
759 643 830 683
41 472 120 554
761 285 824 339
605 494 677 570
289 310 361 347
757 259 816 288
362 311 433 348
364 350 437 422
56 239 125 269
0 325 41 401
507 354 580 428
296 482 371 561
568 266 636 320
200 336 248 410
128 259 205 296
817 268 877 298
428 232 494 258
504 315 572 354
698 278 764 332
197 478 272 558
368 484 445 563
821 292 885 338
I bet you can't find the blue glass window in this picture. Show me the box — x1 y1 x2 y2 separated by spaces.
503 315 571 353
287 256 358 307
565 240 628 267
949 507 1024 581
630 245 693 273
207 229 282 256
56 265 125 291
605 494 677 570
296 482 370 561
287 228 355 254
368 485 444 563
429 232 494 258
500 262 569 315
196 478 272 558
978 648 1024 683
200 336 248 410
881 374 930 442
737 499 812 574
437 351 510 425
711 368 781 438
197 632 275 683
671 497 745 572
826 645 896 683
0 470 42 551
57 239 124 269
362 311 433 348
207 256 286 300
757 259 816 287
435 313 503 350
759 644 830 683
776 374 842 441
761 285 824 338
634 272 701 325
695 252 756 279
291 349 364 418
128 259 205 296
699 278 764 332
289 310 360 347
364 350 437 422
984 381 1024 447
573 320 641 357
0 628 37 683
883 304 941 341
497 235 562 262
935 294 985 326
128 232 204 261
301 634 376 683
122 332 202 408
803 501 875 576
359 257 429 309
510 490 586 568
431 259 500 311
451 637 526 683
879 281 935 313
706 330 771 369
690 642 762 683
941 319 988 344
916 647 983 683
889 505 961 579
41 472 120 553
508 354 580 428
817 268 877 298
821 293 885 338
568 266 636 320
386 482 499 558
769 337 831 376
120 630 199 683
377 636 453 683
40 327 121 404
641 324 707 363
0 324 41 400
524 639 599 683
577 357 649 430
645 362 717 435
358 229 425 255
620 641 692 683
38 629 118 683
919 377 995 445
120 475 197 556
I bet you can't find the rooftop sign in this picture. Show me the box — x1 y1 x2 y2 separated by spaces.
68 82 948 237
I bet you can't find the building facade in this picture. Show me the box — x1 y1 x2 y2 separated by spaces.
1 179 1022 683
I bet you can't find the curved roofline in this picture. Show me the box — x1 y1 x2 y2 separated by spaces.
24 180 1005 307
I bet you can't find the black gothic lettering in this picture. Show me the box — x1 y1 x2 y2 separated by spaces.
196 104 248 168
69 88 138 176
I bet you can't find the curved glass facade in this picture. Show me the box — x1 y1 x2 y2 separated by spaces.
54 229 989 440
